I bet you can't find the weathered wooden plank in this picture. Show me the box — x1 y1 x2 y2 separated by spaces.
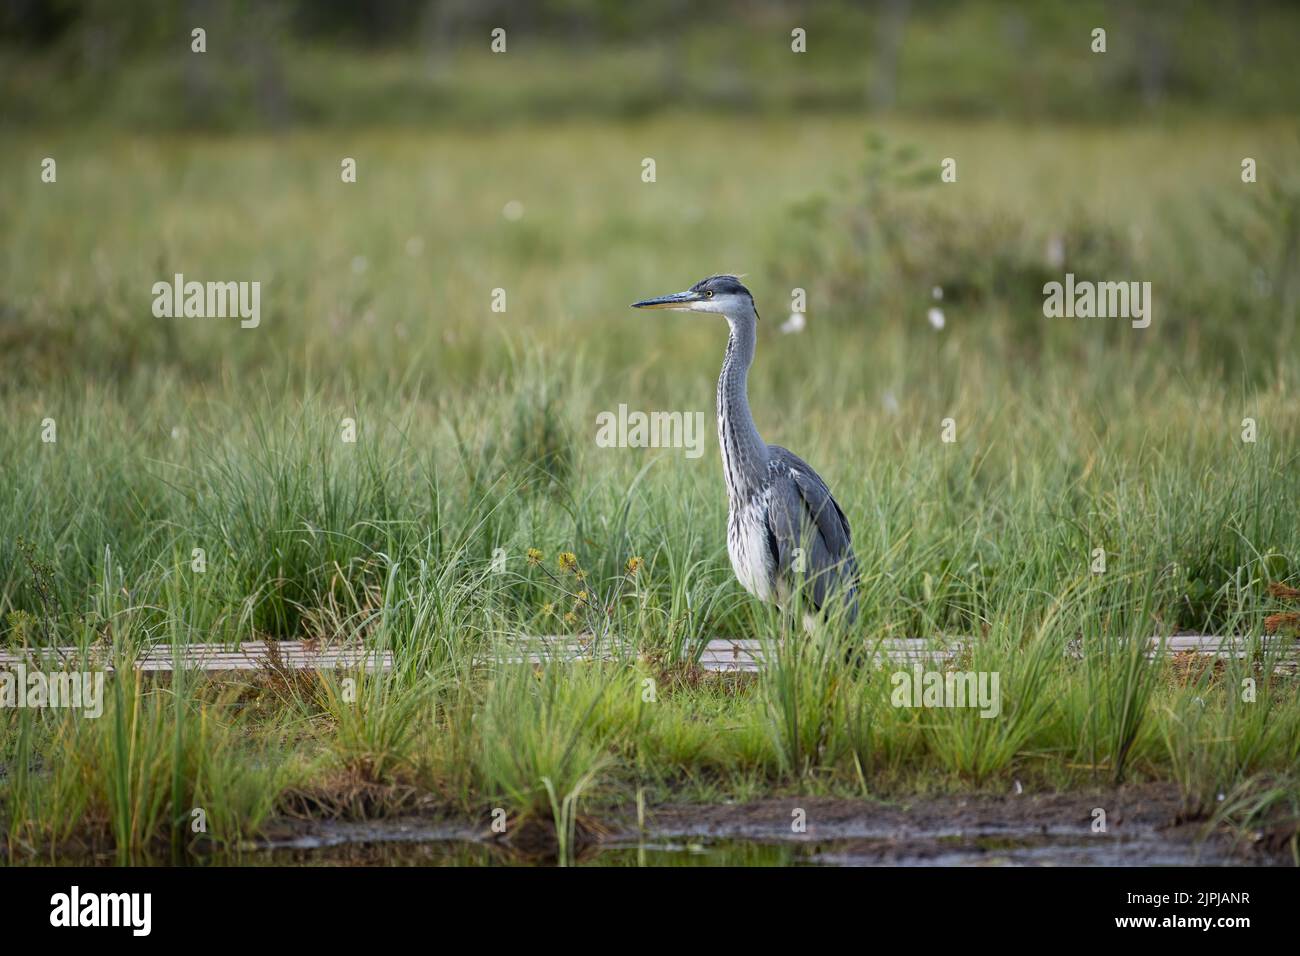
491 634 1296 673
0 642 392 674
3 635 1291 677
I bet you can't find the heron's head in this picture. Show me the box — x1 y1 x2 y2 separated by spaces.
631 274 759 319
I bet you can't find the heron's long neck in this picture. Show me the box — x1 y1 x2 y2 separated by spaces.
717 313 768 503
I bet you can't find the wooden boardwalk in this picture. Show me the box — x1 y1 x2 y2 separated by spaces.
0 634 1292 676
0 641 392 674
495 634 1298 674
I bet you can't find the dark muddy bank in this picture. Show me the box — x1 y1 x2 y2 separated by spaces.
632 785 1278 866
246 783 1287 867
13 784 1288 866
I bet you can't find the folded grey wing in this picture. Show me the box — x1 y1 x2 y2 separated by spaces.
765 447 858 616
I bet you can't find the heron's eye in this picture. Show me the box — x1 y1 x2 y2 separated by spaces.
705 290 713 298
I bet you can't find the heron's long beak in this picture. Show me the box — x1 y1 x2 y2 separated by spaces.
631 290 701 310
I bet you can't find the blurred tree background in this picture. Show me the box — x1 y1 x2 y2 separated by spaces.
3 0 1299 131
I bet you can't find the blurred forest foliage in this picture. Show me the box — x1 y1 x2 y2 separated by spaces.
3 0 1299 131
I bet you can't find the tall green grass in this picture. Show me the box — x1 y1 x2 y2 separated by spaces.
3 117 1300 859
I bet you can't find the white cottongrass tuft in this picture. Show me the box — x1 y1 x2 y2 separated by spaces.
1045 234 1065 268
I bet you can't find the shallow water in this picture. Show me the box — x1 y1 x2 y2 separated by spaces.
235 818 1252 867
20 804 1263 867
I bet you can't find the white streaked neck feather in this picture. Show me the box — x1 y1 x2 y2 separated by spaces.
716 305 768 503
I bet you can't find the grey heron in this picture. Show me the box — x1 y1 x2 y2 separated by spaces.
632 275 859 629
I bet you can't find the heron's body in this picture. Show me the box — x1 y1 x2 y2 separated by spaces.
634 275 859 625
726 482 779 603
